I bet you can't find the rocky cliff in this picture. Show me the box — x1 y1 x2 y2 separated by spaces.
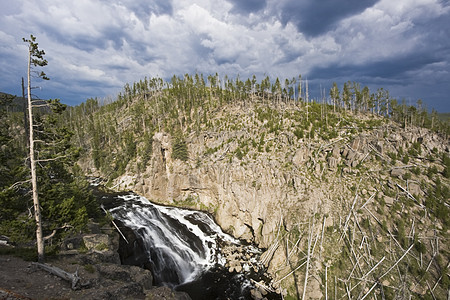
77 98 449 299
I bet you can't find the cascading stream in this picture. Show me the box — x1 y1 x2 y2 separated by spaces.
107 193 241 285
102 191 281 299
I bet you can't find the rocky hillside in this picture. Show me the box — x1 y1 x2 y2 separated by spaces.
67 75 449 299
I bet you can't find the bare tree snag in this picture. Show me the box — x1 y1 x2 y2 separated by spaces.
380 244 414 279
23 35 49 263
100 205 129 244
32 262 82 290
302 217 314 300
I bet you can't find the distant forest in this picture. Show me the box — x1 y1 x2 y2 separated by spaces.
68 74 449 133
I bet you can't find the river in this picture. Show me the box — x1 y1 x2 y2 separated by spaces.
98 190 281 300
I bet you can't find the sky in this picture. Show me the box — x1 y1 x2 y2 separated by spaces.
1 0 449 112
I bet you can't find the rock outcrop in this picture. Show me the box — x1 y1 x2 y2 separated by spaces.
86 105 449 299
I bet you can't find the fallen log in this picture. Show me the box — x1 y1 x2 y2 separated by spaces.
32 262 82 290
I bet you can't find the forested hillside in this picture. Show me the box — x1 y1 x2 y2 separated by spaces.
0 92 100 248
58 74 449 299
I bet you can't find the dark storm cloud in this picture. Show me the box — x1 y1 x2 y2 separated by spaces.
228 0 267 14
277 0 379 37
38 24 124 53
1 0 449 111
309 52 442 81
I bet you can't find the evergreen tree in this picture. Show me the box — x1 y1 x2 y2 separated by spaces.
20 36 98 261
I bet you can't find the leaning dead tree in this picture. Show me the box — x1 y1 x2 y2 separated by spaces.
23 34 50 262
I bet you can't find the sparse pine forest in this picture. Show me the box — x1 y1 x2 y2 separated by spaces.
64 74 448 178
57 74 449 299
1 72 449 299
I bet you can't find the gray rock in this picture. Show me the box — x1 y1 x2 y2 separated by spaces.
375 141 384 154
327 156 338 169
332 145 340 158
251 288 264 300
391 168 405 178
408 182 422 196
346 149 356 160
97 264 153 290
78 250 121 265
292 148 309 167
350 138 362 151
83 234 110 251
62 236 84 251
384 196 395 206
145 286 191 300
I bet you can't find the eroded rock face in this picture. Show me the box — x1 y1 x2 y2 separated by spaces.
97 264 153 290
120 132 337 250
105 121 449 299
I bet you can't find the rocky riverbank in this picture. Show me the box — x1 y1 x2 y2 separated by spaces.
0 224 191 300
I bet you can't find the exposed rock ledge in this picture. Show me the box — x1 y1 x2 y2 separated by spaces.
0 228 191 300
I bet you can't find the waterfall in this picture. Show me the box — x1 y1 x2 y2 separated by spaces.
103 192 280 299
107 194 240 284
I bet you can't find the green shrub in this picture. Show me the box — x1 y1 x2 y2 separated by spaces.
402 155 409 164
172 135 188 161
411 167 421 175
294 128 304 139
414 240 426 254
235 148 244 160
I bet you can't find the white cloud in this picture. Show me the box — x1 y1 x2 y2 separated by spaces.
0 0 448 110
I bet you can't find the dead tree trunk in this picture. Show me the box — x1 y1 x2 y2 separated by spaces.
23 35 50 263
26 45 44 263
32 262 82 290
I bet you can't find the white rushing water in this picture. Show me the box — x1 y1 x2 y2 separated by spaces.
107 193 244 286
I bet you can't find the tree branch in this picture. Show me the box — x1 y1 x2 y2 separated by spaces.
3 179 31 192
35 155 69 163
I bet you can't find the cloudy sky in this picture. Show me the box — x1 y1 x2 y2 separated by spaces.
1 0 449 111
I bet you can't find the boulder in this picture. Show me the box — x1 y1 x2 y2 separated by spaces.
384 196 395 206
145 286 191 300
390 168 405 178
375 141 384 154
83 234 110 251
292 147 309 167
332 145 340 158
408 182 422 196
327 157 338 169
346 149 357 160
62 236 84 251
307 277 323 299
350 137 362 151
97 282 144 299
250 288 264 300
97 264 153 290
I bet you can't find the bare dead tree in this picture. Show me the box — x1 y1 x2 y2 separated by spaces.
23 34 49 262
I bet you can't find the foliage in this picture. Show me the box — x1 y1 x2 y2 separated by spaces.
40 72 449 298
172 134 188 161
0 93 99 245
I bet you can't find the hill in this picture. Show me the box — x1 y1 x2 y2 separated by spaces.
0 92 26 112
438 112 450 122
63 74 449 299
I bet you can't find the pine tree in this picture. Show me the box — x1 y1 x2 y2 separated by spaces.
23 35 49 262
